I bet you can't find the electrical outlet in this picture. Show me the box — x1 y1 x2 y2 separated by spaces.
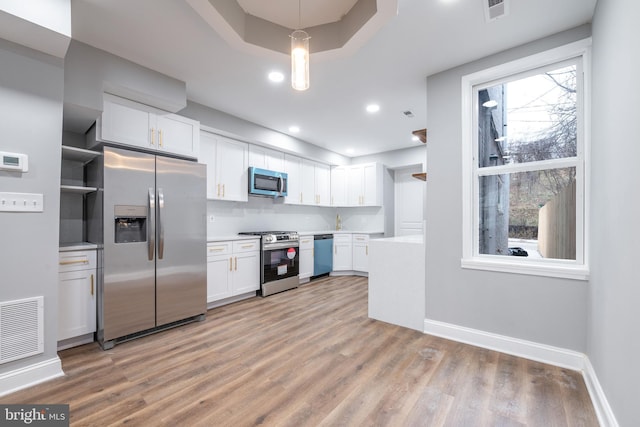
0 192 44 212
208 215 215 223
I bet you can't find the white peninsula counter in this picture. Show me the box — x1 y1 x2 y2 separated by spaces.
368 234 425 332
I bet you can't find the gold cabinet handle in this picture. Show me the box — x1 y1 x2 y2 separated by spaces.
217 183 221 197
150 128 155 146
222 184 225 198
90 274 94 296
229 257 233 271
241 244 254 249
300 192 303 203
209 247 225 253
59 259 89 265
234 256 238 271
159 129 163 147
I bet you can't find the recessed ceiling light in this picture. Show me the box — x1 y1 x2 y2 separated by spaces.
346 148 355 154
366 104 380 113
289 125 300 133
268 71 285 83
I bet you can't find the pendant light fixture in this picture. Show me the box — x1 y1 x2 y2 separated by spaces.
290 0 310 91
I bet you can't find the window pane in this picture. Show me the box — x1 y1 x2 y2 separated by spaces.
478 64 577 167
478 168 576 260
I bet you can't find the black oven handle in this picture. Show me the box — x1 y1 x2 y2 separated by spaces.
263 241 299 251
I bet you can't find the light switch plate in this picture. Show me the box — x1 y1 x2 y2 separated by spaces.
0 192 44 212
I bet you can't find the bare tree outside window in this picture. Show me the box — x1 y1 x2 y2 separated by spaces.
478 64 578 260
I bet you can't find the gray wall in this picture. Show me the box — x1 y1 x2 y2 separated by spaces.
0 40 64 373
590 0 640 424
424 25 591 352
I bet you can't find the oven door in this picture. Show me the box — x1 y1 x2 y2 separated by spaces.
262 241 299 283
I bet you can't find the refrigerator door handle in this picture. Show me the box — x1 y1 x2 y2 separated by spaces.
148 188 155 261
158 188 165 260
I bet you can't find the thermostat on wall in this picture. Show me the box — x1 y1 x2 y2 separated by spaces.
0 151 28 172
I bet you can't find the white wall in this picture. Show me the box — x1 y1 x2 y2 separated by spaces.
589 0 640 424
424 25 592 352
0 40 64 375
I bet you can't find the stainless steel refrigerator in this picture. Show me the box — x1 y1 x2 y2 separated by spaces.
87 146 206 349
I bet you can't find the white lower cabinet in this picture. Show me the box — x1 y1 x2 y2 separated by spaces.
207 239 260 303
299 235 314 281
332 234 353 271
58 249 97 344
352 234 370 273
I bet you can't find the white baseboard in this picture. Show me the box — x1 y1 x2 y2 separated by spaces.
582 357 620 427
0 357 64 397
423 318 618 427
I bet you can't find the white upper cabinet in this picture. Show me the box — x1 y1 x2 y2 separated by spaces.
155 114 199 159
330 162 383 207
100 94 200 159
284 156 331 206
284 154 303 205
315 163 331 206
199 131 248 202
249 145 285 172
331 166 348 207
301 159 316 205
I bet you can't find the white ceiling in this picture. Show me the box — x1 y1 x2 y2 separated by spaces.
69 0 596 158
237 0 360 29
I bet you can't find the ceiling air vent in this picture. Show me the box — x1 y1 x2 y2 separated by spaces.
484 0 509 22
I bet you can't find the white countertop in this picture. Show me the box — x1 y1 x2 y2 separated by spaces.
298 230 384 236
59 242 99 252
371 234 423 244
207 235 261 243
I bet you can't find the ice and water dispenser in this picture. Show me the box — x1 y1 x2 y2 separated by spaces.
114 205 147 243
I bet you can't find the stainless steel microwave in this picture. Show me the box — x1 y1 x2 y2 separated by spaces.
248 167 288 197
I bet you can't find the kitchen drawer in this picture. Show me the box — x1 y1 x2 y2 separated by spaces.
233 240 259 254
59 250 96 273
299 236 314 249
333 233 352 243
207 242 232 257
353 234 370 243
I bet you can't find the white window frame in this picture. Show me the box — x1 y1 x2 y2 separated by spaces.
461 39 591 281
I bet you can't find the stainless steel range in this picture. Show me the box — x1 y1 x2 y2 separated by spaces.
238 231 299 296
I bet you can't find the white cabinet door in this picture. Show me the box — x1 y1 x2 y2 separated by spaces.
315 163 331 206
284 154 302 205
58 269 96 341
101 98 152 149
215 136 248 202
301 159 316 205
249 145 285 172
331 166 348 206
199 131 217 199
101 95 199 158
207 254 233 302
232 251 260 294
333 234 353 271
362 163 382 206
352 234 370 272
347 165 364 205
156 114 199 159
299 235 314 279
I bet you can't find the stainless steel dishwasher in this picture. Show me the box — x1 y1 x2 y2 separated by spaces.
313 234 333 277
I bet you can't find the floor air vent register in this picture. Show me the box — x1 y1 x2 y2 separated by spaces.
0 296 44 364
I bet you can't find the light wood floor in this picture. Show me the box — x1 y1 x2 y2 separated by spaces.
4 276 598 426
